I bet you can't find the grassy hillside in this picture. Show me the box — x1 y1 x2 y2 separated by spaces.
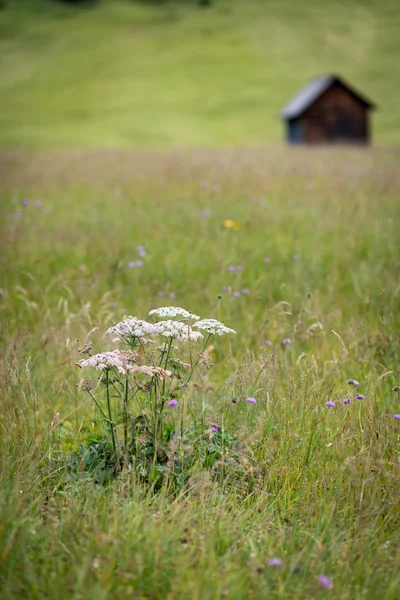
0 0 399 148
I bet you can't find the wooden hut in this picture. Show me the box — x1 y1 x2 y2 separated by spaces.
281 75 375 144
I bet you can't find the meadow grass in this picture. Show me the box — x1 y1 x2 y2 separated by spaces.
1 0 400 148
1 145 400 598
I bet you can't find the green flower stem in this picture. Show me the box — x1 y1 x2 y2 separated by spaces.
123 376 129 460
87 390 109 422
105 369 117 458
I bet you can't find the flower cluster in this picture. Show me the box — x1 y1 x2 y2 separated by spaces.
106 317 157 343
153 320 203 341
194 319 236 336
148 306 199 320
78 350 135 375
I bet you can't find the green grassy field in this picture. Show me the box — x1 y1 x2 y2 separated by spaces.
1 1 400 598
1 146 400 598
1 0 400 148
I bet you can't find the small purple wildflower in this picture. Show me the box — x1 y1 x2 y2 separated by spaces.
343 398 352 404
232 291 240 298
241 288 249 295
21 198 29 206
267 558 283 567
263 257 271 264
169 292 176 299
221 285 229 292
317 575 333 590
282 338 291 345
392 414 400 421
356 394 365 400
157 291 165 297
347 379 360 387
128 260 143 268
325 401 335 408
34 200 42 208
137 246 146 258
246 397 257 404
263 340 273 347
236 265 244 272
228 265 236 272
211 426 218 433
168 400 178 407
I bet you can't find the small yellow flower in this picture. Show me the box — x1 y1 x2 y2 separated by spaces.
222 219 240 231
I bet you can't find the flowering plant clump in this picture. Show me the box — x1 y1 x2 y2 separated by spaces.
74 305 237 484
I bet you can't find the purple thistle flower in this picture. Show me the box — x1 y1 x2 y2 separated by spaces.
282 338 291 345
241 288 249 295
169 292 176 299
267 558 283 567
221 285 229 292
317 575 333 590
246 397 257 404
211 426 218 433
157 291 165 297
232 291 241 298
392 414 400 421
137 247 146 258
325 401 335 408
343 398 352 404
168 400 178 407
356 394 365 400
34 200 42 208
347 379 360 387
21 198 29 206
263 257 271 264
128 262 136 269
136 260 143 267
263 340 273 346
228 265 236 272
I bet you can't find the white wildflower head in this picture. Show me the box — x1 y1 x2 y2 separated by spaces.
106 317 157 344
193 319 236 336
78 350 135 376
148 306 200 321
153 320 203 342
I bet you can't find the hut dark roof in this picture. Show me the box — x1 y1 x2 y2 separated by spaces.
280 75 375 120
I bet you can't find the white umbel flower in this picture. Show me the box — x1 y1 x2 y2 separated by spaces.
148 306 200 320
193 319 236 336
78 350 135 375
153 320 203 341
106 317 157 343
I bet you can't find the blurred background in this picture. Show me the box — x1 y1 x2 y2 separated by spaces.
1 0 399 149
